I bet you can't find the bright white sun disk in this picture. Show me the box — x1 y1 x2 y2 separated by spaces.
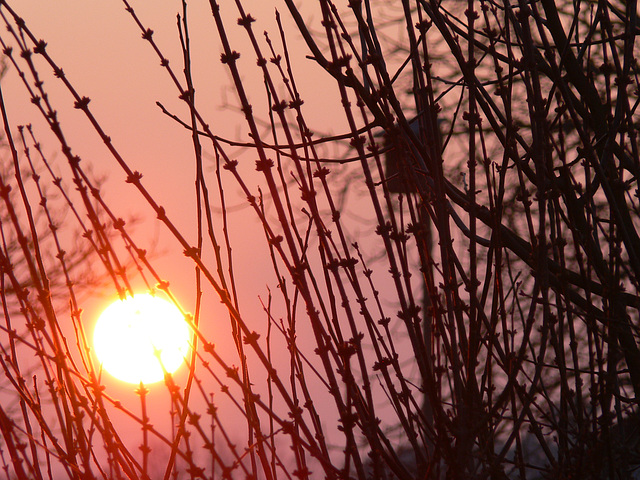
93 294 190 384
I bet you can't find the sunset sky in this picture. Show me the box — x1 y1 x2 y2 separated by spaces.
1 2 400 471
2 1 635 477
1 0 364 441
3 0 348 312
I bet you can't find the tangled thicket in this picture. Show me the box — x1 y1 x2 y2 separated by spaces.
0 0 639 478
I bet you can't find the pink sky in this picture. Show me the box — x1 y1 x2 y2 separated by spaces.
2 0 360 459
4 0 348 304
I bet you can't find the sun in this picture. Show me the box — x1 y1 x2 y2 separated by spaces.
93 293 191 384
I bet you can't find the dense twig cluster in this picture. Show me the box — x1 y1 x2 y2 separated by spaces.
0 0 638 478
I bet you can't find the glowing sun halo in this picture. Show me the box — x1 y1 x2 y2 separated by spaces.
94 294 191 384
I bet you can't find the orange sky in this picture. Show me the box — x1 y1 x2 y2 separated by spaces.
2 0 356 448
0 4 413 475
